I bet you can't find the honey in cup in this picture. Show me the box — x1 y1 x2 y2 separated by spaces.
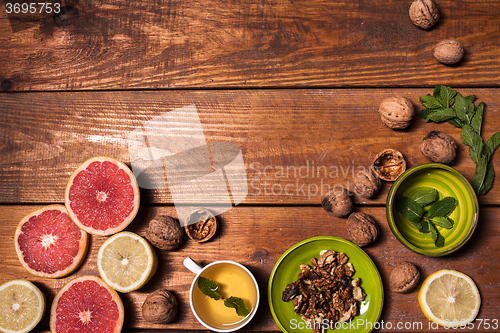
192 262 258 330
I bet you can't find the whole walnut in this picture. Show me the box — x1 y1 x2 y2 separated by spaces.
421 131 457 164
321 189 353 218
390 262 420 293
353 168 381 199
146 215 184 250
142 289 178 324
378 96 415 130
409 0 440 30
434 40 464 65
346 212 379 247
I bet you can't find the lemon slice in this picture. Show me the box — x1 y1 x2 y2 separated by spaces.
0 279 45 333
418 269 481 328
97 231 157 293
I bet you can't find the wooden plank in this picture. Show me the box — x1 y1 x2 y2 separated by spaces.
1 0 500 91
1 205 499 332
1 89 500 205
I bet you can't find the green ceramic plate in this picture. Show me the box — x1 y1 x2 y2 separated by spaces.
386 163 479 256
268 236 383 333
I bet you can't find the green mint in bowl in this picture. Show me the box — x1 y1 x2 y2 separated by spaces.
386 163 479 257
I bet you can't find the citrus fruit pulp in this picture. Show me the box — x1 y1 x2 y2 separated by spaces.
97 231 157 293
65 156 140 236
0 279 45 333
15 205 88 278
418 269 481 328
50 275 124 333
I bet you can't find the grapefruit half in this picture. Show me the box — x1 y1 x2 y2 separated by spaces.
65 156 140 236
14 205 88 278
50 275 124 333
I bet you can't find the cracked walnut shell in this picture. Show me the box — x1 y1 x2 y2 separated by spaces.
421 131 458 164
142 289 178 324
184 208 217 242
409 0 440 30
378 96 415 130
346 212 379 247
372 149 406 181
390 262 420 293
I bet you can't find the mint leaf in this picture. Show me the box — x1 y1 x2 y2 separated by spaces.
420 94 443 110
447 118 463 128
434 85 457 108
418 108 438 121
485 132 500 161
454 93 469 123
429 222 445 248
428 197 458 218
479 161 495 196
197 277 222 300
461 124 484 164
465 95 476 104
471 155 488 194
426 108 457 123
397 197 423 228
471 102 484 135
224 296 250 317
419 220 430 234
411 188 439 207
429 216 454 229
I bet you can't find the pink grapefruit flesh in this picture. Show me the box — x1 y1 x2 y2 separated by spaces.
65 156 140 236
14 205 88 278
50 275 124 333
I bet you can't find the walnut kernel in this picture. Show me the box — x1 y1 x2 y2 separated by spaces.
321 189 353 218
421 131 458 164
390 262 420 293
184 208 217 243
346 212 379 247
372 149 406 181
434 40 464 65
378 96 415 130
409 0 440 30
142 289 178 324
146 215 184 250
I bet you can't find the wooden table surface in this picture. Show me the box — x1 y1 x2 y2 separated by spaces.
1 1 500 332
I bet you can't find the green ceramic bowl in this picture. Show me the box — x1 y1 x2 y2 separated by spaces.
386 163 479 257
268 236 383 333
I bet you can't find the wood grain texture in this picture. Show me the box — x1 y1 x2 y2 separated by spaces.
1 0 500 91
1 205 499 332
1 89 500 205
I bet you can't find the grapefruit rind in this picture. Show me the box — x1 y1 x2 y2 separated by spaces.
97 231 157 293
50 275 124 333
418 269 481 328
14 205 89 279
0 279 45 333
64 156 140 236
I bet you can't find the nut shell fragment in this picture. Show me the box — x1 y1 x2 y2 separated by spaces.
378 96 415 130
372 149 406 181
346 212 379 247
321 189 353 218
142 289 178 324
390 261 420 293
434 40 464 65
421 131 458 164
409 0 440 30
184 208 217 242
146 215 184 250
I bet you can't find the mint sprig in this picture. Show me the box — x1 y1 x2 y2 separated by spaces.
397 188 458 248
418 85 500 196
197 277 251 317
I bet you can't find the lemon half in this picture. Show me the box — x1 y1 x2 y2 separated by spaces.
418 269 481 328
97 231 157 293
0 279 45 333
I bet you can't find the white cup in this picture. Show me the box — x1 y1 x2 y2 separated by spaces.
183 257 260 332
